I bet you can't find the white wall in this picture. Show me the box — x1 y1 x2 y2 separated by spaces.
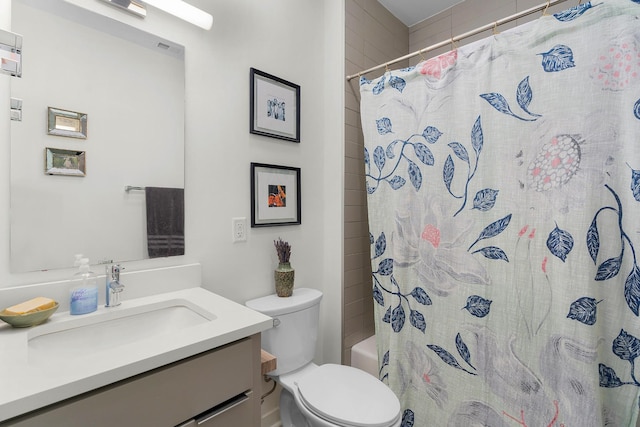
0 0 344 365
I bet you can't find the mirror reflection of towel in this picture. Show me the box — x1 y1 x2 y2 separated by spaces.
145 187 184 258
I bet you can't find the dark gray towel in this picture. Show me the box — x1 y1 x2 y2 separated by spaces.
145 187 185 258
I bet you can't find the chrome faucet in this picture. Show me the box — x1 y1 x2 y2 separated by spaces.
105 264 125 307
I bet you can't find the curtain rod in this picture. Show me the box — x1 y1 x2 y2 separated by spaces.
346 0 572 81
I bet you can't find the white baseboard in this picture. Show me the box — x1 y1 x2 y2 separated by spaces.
261 406 281 427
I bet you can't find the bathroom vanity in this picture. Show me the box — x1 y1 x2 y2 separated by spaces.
3 335 261 426
0 264 273 426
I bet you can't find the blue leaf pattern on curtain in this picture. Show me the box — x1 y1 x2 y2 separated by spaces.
546 224 574 262
365 125 438 194
480 76 541 121
410 287 432 305
400 409 415 427
372 75 385 95
553 1 596 21
359 76 372 86
625 266 640 315
628 163 640 201
472 188 499 211
389 76 406 93
516 76 543 117
376 118 393 135
471 245 509 261
426 344 477 375
600 363 625 387
422 126 443 143
612 329 640 361
360 1 640 425
462 295 492 317
567 297 602 325
538 45 576 72
455 332 475 369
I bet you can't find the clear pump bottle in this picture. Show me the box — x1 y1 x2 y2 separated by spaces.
70 258 98 315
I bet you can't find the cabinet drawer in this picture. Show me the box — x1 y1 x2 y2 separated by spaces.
176 391 253 427
4 337 257 427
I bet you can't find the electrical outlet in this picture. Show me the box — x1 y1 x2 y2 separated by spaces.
232 217 247 242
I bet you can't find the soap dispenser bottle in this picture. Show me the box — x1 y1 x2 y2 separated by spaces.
70 258 98 315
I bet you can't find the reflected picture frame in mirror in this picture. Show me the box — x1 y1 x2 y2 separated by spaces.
45 147 86 177
47 107 87 139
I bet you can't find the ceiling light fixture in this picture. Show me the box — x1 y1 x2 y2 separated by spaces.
142 0 212 30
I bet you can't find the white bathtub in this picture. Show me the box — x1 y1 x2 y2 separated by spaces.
350 335 378 377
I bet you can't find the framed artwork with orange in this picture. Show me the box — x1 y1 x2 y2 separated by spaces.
250 162 301 227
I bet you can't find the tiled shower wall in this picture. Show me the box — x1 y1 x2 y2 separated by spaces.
408 0 572 66
343 0 408 364
342 0 575 363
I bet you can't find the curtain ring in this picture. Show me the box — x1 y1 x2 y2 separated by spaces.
385 63 390 73
542 0 551 15
493 21 500 35
450 37 458 51
418 49 426 62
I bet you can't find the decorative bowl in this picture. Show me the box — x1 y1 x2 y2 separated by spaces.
0 302 59 328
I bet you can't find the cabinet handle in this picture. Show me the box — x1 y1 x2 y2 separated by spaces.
196 391 252 425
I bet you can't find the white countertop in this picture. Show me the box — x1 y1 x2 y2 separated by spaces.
0 287 273 422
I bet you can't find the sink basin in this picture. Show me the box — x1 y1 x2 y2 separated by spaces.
27 299 215 364
0 282 275 424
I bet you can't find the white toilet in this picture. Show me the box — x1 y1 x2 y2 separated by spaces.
246 288 401 427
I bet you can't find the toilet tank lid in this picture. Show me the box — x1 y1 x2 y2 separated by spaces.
245 288 323 316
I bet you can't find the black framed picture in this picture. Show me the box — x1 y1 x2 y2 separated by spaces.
249 68 300 142
251 162 301 227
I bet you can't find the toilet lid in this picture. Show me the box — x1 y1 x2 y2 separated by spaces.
296 364 401 427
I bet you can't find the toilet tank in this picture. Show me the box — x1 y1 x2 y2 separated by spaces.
245 288 323 376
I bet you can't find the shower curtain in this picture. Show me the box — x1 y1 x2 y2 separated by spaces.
359 1 640 425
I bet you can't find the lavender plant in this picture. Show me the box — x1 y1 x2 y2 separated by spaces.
274 238 291 264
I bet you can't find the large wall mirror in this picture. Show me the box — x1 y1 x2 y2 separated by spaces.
10 0 185 272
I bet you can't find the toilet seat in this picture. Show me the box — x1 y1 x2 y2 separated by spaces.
295 364 401 427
